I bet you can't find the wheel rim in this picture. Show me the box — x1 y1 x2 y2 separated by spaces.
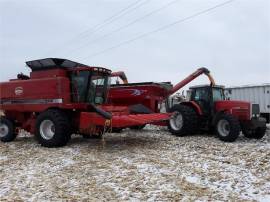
217 119 230 137
170 112 183 131
39 120 55 140
0 123 9 138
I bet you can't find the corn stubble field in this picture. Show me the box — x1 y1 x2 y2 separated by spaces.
0 125 269 201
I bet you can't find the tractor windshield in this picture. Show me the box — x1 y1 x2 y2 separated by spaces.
70 71 109 104
212 88 225 101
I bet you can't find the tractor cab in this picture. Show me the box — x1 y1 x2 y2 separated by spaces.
189 85 225 115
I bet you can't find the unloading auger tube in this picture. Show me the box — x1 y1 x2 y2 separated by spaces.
110 71 128 84
169 67 215 96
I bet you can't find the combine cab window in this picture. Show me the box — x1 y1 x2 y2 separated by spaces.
70 71 109 104
87 74 109 105
70 71 90 103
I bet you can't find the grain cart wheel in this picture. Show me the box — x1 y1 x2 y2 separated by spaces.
0 117 17 142
36 109 71 147
242 126 266 139
215 114 240 142
168 104 198 136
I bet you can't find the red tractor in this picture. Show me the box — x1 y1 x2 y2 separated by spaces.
109 69 267 142
0 58 171 147
168 84 266 141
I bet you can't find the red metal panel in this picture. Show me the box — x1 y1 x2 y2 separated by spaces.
0 77 71 112
30 69 67 79
215 100 250 120
108 84 169 112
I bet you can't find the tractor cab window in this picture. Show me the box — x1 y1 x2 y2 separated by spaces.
192 88 210 103
191 87 211 115
212 88 225 101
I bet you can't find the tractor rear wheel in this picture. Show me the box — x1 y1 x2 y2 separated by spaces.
242 126 266 139
0 117 17 142
36 109 71 147
215 114 240 142
168 104 198 136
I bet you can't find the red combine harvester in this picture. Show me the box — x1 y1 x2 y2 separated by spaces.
109 68 267 142
0 58 171 147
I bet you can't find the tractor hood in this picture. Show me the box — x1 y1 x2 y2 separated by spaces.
214 100 250 120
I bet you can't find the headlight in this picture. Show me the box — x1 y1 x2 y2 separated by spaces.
252 104 260 117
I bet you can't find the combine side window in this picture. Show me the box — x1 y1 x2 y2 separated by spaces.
87 73 109 105
70 71 90 103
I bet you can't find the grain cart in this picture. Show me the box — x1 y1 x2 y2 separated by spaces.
0 58 171 147
109 68 267 142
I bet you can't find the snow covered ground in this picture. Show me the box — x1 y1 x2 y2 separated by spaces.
0 126 269 201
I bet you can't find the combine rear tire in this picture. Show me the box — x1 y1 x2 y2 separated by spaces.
0 117 17 142
168 104 198 136
242 126 266 139
215 114 240 142
36 109 71 147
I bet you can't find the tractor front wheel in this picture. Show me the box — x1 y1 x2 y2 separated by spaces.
242 126 266 139
168 104 198 136
36 109 71 147
0 117 17 142
215 114 240 142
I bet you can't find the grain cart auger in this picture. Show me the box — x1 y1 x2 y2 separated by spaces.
109 68 267 142
0 58 172 147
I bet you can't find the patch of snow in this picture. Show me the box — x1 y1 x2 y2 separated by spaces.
186 176 201 184
0 156 8 161
0 187 10 198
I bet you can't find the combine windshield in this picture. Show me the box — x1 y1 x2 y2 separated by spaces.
70 71 109 104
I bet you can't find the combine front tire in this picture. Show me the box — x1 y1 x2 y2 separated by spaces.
36 109 71 147
168 104 198 136
215 114 240 142
0 117 17 142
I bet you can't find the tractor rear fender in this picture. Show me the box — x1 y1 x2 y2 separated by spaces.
180 101 203 115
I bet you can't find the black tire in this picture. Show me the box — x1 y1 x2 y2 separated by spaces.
242 126 266 139
82 133 103 139
0 117 17 142
168 104 198 136
111 128 123 133
35 109 71 147
130 125 146 130
215 114 240 142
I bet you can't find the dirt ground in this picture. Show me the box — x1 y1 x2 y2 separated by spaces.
0 125 269 201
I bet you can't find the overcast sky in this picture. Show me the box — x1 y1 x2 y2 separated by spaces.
0 0 269 89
